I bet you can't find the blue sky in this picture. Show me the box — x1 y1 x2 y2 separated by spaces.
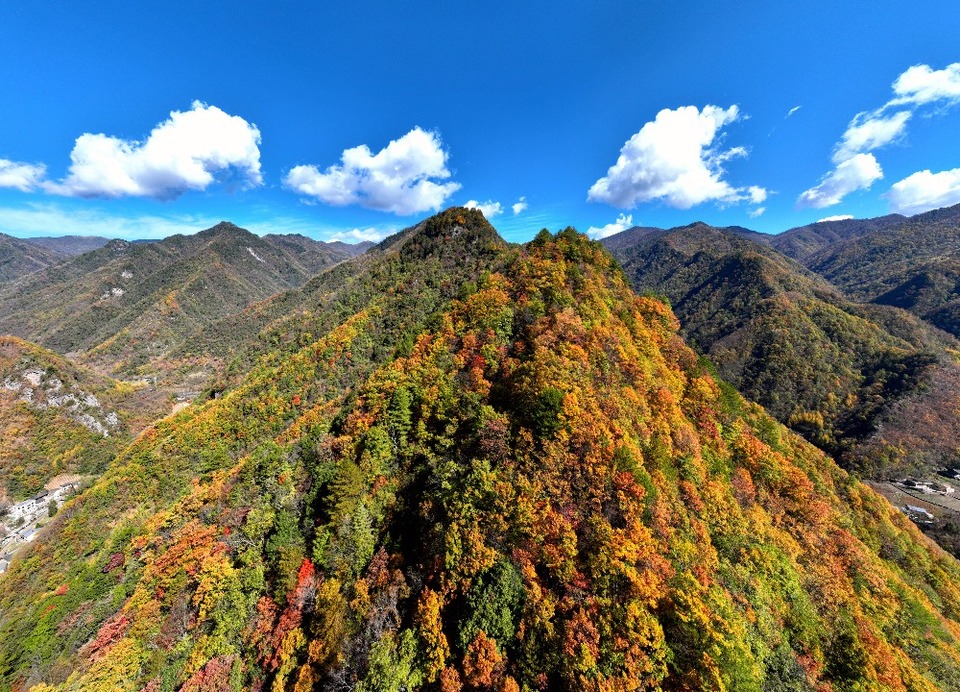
2 1 960 243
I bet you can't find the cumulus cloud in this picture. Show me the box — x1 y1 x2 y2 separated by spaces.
284 127 460 215
747 186 767 204
42 101 262 199
801 63 960 208
816 214 854 223
799 111 908 208
798 153 883 209
0 159 46 191
587 213 633 239
464 199 503 218
833 111 911 163
886 168 960 215
889 62 960 108
512 196 528 215
588 105 766 210
748 207 766 218
327 226 395 243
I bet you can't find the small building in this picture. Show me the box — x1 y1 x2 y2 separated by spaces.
49 482 79 503
19 528 38 543
903 505 935 523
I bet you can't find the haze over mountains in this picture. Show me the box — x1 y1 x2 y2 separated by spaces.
1 206 960 689
0 234 66 284
21 236 113 257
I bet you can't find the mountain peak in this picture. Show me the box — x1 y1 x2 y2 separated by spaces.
198 220 255 239
420 206 493 235
377 206 506 255
103 238 131 252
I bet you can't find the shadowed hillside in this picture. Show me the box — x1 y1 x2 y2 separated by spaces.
603 222 960 478
0 233 66 284
795 205 960 339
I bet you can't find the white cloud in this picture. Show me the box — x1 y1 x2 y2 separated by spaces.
798 153 883 209
816 214 854 223
327 227 395 243
747 185 767 204
587 213 633 239
748 206 766 218
464 199 503 218
0 159 46 192
284 127 460 215
889 62 960 108
786 106 802 118
833 111 911 163
886 168 960 215
801 63 960 208
587 105 766 210
512 196 528 215
799 111 908 209
42 101 262 199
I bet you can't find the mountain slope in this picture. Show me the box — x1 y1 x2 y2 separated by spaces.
262 233 370 275
770 214 908 263
177 211 503 393
0 336 172 503
0 233 65 284
0 223 361 385
603 222 960 476
797 205 960 339
2 213 960 690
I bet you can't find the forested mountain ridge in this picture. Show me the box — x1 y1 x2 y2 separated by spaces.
799 210 960 339
0 223 364 389
0 234 66 285
602 222 960 477
3 210 960 690
175 211 506 395
769 214 909 263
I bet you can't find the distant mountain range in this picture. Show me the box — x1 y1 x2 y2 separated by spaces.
0 223 369 390
602 216 960 478
784 206 960 339
3 209 960 690
0 233 66 283
21 235 115 256
765 213 910 262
